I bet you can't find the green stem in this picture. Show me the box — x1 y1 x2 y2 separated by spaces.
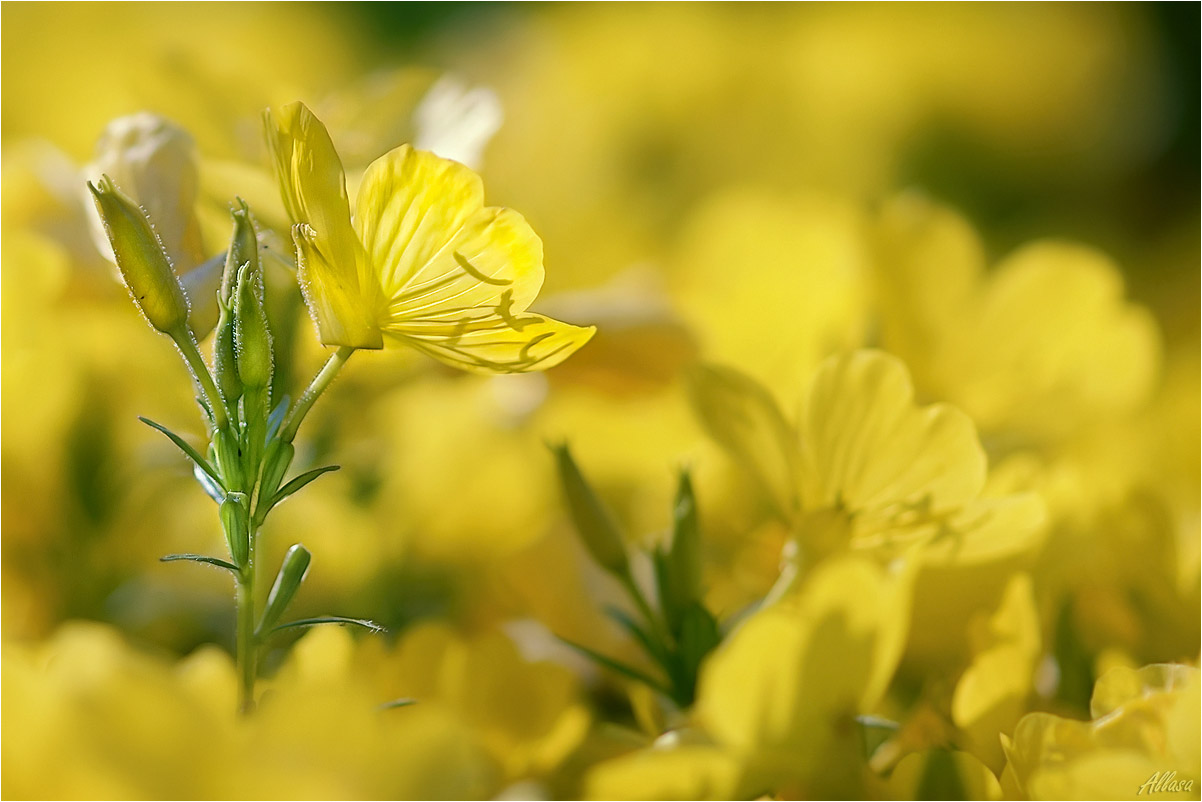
279 346 354 443
171 324 229 431
235 523 259 714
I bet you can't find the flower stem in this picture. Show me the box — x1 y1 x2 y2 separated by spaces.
279 346 354 443
171 324 229 432
235 522 259 714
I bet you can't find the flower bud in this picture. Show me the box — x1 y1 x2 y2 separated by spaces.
213 305 242 405
260 438 295 501
234 262 273 391
220 491 250 567
551 443 629 577
87 175 190 335
257 544 312 636
223 199 258 307
213 426 244 491
85 114 220 335
659 469 702 631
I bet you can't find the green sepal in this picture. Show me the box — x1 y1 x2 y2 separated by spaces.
160 553 239 573
550 443 629 577
220 491 251 567
557 635 671 697
268 616 386 635
255 544 311 638
139 416 224 493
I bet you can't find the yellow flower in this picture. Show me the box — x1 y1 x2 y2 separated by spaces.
586 556 913 799
690 349 1044 565
1001 663 1200 800
264 101 594 372
951 573 1041 771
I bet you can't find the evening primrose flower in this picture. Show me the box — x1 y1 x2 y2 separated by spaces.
264 101 594 373
1001 663 1200 800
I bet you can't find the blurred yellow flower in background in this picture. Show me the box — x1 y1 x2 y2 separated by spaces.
1001 663 1200 800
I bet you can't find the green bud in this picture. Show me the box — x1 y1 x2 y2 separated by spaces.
87 175 190 335
260 438 295 501
551 443 628 577
659 470 703 632
213 304 242 405
220 491 250 567
257 544 311 636
213 427 244 491
234 262 273 391
222 199 258 307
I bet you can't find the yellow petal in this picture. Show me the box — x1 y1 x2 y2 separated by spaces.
955 242 1161 438
687 364 800 517
697 557 910 793
356 145 543 320
952 574 1040 770
584 745 743 801
265 102 381 348
294 223 382 349
386 314 595 375
888 750 1003 801
799 350 986 525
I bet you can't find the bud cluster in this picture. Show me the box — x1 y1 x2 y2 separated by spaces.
88 181 366 714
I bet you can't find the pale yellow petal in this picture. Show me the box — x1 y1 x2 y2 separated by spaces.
265 102 381 348
952 242 1162 438
687 364 800 517
386 314 595 375
584 745 743 801
798 350 986 521
888 750 1003 801
952 574 1041 770
355 145 545 327
294 224 382 349
697 557 909 785
354 144 484 298
872 193 984 381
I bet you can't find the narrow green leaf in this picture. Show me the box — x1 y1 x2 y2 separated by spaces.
556 635 671 697
140 417 224 491
269 616 386 635
378 698 418 710
268 465 340 508
160 553 239 573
